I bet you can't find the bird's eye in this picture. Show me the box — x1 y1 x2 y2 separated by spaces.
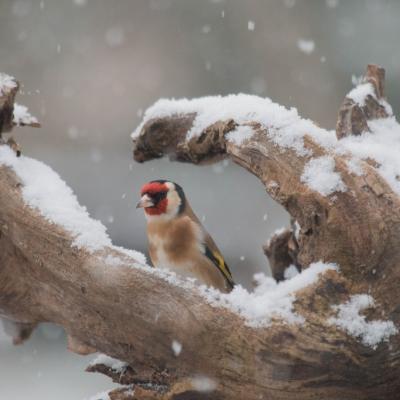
151 191 168 204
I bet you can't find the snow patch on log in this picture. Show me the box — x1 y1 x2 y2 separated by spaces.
347 83 375 107
0 145 145 264
103 254 125 267
301 156 347 196
132 94 336 155
328 294 398 349
191 376 217 392
226 125 255 145
13 103 39 126
171 340 182 356
284 265 299 279
338 117 400 194
89 354 128 373
202 261 337 327
0 145 110 251
347 82 392 114
134 92 400 197
0 73 17 95
346 157 364 176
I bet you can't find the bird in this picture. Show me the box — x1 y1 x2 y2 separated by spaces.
136 180 235 293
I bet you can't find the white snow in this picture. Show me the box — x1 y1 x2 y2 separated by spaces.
284 265 299 279
115 246 147 265
337 117 400 194
104 254 124 267
301 156 347 196
273 227 287 237
347 82 375 106
346 82 393 116
267 180 279 190
0 73 17 95
226 125 255 145
13 103 39 126
262 213 268 221
248 20 255 31
346 157 364 176
0 145 145 264
265 226 287 248
351 74 363 87
171 340 182 356
293 220 301 239
0 145 109 252
131 94 336 157
328 294 398 349
89 354 127 373
202 262 337 327
297 39 315 54
190 376 217 392
133 80 400 198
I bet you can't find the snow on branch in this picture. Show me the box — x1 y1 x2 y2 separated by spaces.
328 294 398 349
2 67 400 399
132 93 334 156
133 66 400 198
13 103 40 127
0 73 18 96
336 64 391 139
203 262 337 327
0 143 384 340
0 145 142 260
0 143 341 329
0 72 40 134
301 156 347 196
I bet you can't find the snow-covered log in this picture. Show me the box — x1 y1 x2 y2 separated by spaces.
1 67 400 400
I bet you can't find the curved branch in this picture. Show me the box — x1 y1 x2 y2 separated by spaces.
132 69 400 288
1 68 400 399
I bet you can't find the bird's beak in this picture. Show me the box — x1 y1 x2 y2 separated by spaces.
136 194 154 209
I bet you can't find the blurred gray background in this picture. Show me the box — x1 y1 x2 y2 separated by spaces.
1 0 399 398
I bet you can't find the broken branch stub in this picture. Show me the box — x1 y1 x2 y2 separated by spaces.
336 64 390 139
0 78 19 135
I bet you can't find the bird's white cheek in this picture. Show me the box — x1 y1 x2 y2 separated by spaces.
166 190 181 216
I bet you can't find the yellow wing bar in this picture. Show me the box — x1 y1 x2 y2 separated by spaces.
205 246 235 289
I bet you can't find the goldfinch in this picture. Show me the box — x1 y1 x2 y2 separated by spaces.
137 180 235 293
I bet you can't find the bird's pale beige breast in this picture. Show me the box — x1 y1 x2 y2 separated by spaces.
147 216 200 266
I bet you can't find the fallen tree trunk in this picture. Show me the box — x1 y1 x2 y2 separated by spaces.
1 66 400 399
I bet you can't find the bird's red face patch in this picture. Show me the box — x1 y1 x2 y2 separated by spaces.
140 181 169 215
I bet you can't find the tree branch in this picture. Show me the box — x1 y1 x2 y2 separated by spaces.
1 67 400 399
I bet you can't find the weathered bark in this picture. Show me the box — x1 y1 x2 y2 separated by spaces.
263 223 300 282
1 66 400 400
0 77 40 155
0 79 18 134
336 65 390 138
